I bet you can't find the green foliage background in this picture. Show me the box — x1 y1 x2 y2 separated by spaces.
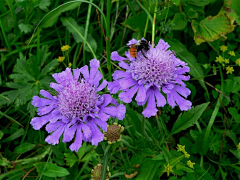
0 0 240 179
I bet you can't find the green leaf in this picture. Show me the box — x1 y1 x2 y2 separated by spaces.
34 162 70 177
136 160 163 180
1 128 24 143
228 107 240 123
186 164 214 180
64 153 78 167
188 0 212 6
40 2 81 28
18 23 34 34
191 12 235 45
166 39 208 95
14 143 36 154
229 149 240 159
231 0 240 15
171 103 209 135
172 0 180 6
61 17 97 53
122 11 147 32
39 0 51 10
0 131 3 140
176 164 194 173
172 13 188 30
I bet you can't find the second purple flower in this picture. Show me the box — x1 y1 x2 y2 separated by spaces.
108 38 192 118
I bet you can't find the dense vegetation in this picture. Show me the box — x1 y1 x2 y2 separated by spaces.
0 0 240 179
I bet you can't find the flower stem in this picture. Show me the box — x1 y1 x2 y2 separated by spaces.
101 144 110 180
106 0 112 81
152 2 157 47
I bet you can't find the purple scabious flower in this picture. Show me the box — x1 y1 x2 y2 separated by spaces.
108 38 192 118
31 59 126 152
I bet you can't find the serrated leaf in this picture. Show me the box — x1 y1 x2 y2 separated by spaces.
228 107 240 123
192 12 235 45
14 143 36 154
64 153 78 167
171 102 209 135
39 0 50 10
61 17 97 53
172 13 188 30
166 39 208 95
18 23 34 33
34 162 70 177
136 160 163 180
40 2 81 28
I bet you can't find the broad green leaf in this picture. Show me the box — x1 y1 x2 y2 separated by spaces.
231 0 240 15
191 12 235 45
122 11 147 32
18 23 33 34
172 0 180 6
136 160 163 180
1 128 24 143
64 153 78 167
171 102 209 135
172 13 188 30
166 39 208 95
14 143 36 154
61 17 97 53
176 164 194 173
188 0 212 6
40 2 81 28
34 162 70 177
228 107 240 123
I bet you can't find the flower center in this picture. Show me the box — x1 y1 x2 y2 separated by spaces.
57 81 98 119
130 48 176 86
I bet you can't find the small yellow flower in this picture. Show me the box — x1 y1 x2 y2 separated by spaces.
215 56 224 63
224 58 229 64
228 51 235 56
57 56 65 62
220 45 227 52
236 58 240 66
177 144 185 152
237 142 240 150
163 163 174 176
68 62 72 67
61 45 71 51
184 152 190 158
226 66 234 74
187 160 195 169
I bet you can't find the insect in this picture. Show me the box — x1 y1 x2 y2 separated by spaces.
129 39 150 59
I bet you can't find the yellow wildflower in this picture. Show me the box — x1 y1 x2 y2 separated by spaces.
228 51 235 56
187 160 195 169
215 56 224 63
57 56 65 62
184 152 190 158
226 66 234 74
163 163 174 176
237 142 240 150
224 59 229 64
177 144 185 152
220 45 227 52
68 62 72 67
61 45 71 51
236 58 240 66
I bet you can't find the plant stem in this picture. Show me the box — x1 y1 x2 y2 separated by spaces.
152 2 158 46
101 146 110 180
106 0 111 81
